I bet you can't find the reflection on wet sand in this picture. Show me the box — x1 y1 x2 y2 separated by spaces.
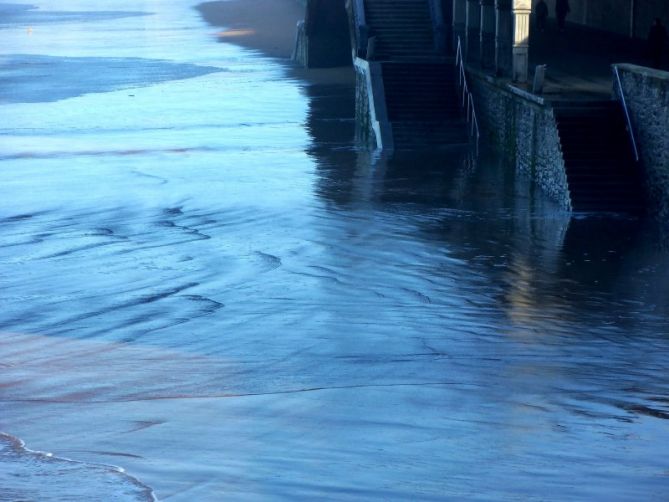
0 54 221 104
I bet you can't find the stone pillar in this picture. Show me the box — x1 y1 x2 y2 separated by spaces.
296 0 350 67
480 0 495 69
466 0 481 63
512 0 531 83
495 0 513 77
452 0 467 51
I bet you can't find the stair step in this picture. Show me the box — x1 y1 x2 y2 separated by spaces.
365 0 435 58
563 155 636 162
554 99 646 213
363 0 468 149
566 180 641 187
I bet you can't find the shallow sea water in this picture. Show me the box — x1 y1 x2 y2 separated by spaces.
1 1 669 500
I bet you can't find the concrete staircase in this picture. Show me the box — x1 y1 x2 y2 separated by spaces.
364 0 437 61
554 101 645 213
358 0 467 150
383 62 468 149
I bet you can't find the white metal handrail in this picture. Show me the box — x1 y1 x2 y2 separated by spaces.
455 37 480 155
614 66 640 163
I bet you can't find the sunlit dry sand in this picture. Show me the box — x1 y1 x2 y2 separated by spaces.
196 0 303 58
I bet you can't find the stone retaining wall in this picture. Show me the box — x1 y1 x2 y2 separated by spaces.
615 64 669 220
469 71 571 209
354 62 374 147
291 0 350 68
354 59 393 150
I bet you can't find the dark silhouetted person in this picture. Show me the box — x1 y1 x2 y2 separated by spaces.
535 0 548 32
556 0 570 32
648 18 667 69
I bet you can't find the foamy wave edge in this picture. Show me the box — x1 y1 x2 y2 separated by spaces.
0 431 158 501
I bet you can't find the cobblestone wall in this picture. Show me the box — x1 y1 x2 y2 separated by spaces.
354 63 375 147
615 64 669 220
469 71 571 209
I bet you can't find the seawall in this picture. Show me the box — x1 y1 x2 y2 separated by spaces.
468 70 571 210
615 64 669 220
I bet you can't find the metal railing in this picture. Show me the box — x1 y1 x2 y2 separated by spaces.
455 37 480 155
614 65 640 162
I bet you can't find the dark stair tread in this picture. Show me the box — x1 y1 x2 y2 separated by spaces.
362 0 469 149
554 100 645 214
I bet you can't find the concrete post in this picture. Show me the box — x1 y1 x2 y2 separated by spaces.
512 0 531 83
480 0 495 69
452 0 467 51
466 0 481 62
494 0 513 77
297 0 350 67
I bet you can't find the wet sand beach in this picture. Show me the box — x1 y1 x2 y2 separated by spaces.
1 0 669 501
196 0 355 84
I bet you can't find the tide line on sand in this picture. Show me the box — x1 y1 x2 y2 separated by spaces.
0 432 158 502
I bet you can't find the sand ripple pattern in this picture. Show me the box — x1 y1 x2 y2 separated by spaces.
1 0 669 500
